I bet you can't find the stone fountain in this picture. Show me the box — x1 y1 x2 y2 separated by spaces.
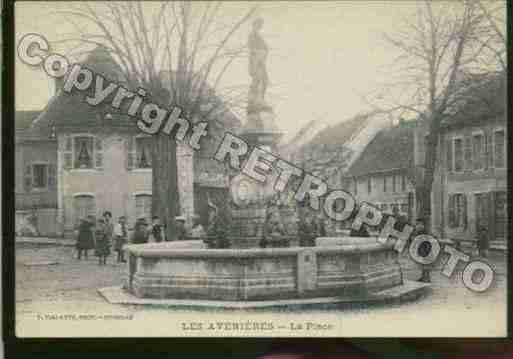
100 17 428 307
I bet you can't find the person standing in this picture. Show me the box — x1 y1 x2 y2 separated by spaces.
411 218 431 283
95 218 110 265
131 218 149 244
175 216 188 241
477 219 489 258
76 217 95 260
190 215 206 239
113 216 128 263
103 211 114 249
298 214 316 247
150 215 165 243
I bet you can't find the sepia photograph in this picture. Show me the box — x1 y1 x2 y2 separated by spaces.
12 0 507 338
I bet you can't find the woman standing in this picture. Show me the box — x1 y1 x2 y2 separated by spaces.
95 218 111 265
76 217 95 260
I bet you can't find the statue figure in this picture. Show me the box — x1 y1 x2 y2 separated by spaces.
248 17 269 110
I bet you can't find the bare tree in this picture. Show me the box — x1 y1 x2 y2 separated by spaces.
54 1 256 240
364 0 499 226
476 0 506 71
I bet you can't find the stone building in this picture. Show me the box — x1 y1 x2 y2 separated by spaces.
342 120 417 220
19 48 239 238
280 112 391 232
429 73 507 247
15 110 58 236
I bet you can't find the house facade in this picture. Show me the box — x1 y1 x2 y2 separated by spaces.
429 75 507 247
343 120 417 221
17 48 239 238
15 111 59 236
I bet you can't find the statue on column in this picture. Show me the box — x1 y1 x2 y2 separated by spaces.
248 17 269 112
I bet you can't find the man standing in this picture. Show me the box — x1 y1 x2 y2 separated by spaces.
175 216 188 241
113 216 128 263
411 218 431 283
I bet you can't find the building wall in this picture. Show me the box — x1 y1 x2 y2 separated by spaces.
56 130 212 236
350 171 415 217
432 119 507 243
15 140 59 237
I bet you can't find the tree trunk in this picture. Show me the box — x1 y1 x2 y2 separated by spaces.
416 116 441 230
152 132 179 241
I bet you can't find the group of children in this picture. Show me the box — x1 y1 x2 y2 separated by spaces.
75 212 207 266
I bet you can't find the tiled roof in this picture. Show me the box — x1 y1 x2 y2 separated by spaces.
441 71 506 129
16 111 41 130
346 124 414 177
290 114 374 181
306 114 371 146
32 47 241 133
15 110 53 142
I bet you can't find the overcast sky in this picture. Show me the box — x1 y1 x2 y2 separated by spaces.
14 1 450 139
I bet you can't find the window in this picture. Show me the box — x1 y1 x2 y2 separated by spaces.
135 194 152 220
126 136 153 169
23 163 56 192
401 175 406 192
494 191 507 240
472 133 484 170
464 137 472 170
446 139 453 171
32 164 48 188
392 175 396 192
494 129 505 168
73 195 95 227
453 138 463 172
136 137 152 169
448 193 467 228
383 176 387 192
62 135 103 170
367 177 372 194
74 136 94 169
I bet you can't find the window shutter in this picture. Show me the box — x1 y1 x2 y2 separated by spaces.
125 136 135 170
464 136 472 170
94 137 103 170
48 164 57 188
448 194 455 228
462 194 468 229
483 133 488 169
23 164 32 192
62 136 73 170
446 139 453 171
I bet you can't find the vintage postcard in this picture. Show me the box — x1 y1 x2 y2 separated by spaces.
13 0 507 337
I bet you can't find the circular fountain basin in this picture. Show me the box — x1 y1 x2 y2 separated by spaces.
123 237 412 302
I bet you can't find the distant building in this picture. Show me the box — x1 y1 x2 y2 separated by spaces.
282 112 391 232
15 110 58 236
287 112 390 188
17 48 240 238
343 120 417 221
430 73 507 247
